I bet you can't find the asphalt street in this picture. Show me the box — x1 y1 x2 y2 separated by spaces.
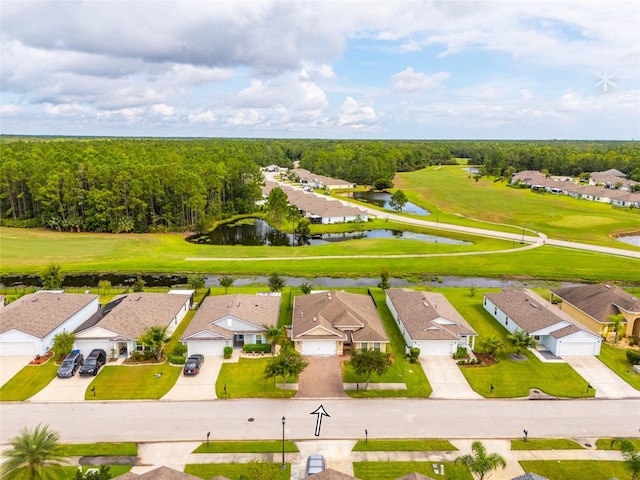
2 398 639 444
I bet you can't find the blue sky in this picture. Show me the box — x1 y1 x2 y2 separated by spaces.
1 0 639 139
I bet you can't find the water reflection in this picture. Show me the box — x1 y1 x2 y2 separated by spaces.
343 191 431 216
187 218 471 246
617 235 640 247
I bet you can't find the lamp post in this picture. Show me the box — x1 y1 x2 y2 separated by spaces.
206 431 210 445
523 429 528 442
365 429 368 443
281 416 286 470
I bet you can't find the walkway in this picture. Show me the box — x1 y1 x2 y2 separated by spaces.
420 356 482 399
563 356 640 399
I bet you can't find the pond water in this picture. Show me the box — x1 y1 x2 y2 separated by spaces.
617 235 640 247
187 218 470 246
342 191 431 216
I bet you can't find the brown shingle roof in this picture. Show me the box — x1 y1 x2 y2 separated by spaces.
395 474 437 480
0 292 99 338
551 283 640 323
75 293 190 339
113 467 205 480
386 289 476 341
484 290 569 334
182 294 281 340
292 291 388 343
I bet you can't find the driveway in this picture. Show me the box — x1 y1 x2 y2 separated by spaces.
161 357 222 401
29 372 95 402
420 356 482 399
563 356 640 399
291 440 356 480
296 356 347 398
0 357 29 387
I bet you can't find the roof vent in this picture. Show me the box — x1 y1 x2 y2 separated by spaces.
530 302 539 308
236 302 240 307
422 301 429 307
313 316 317 322
632 297 638 302
604 284 611 288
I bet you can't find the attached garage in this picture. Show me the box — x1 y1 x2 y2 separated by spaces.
0 341 37 357
559 342 599 356
301 340 337 356
186 340 228 357
74 340 113 357
413 340 455 357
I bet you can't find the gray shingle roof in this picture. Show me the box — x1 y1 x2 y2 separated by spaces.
511 473 550 480
112 467 210 480
75 292 190 339
551 283 640 323
0 292 99 338
485 290 568 334
386 289 476 341
182 294 281 340
292 291 388 343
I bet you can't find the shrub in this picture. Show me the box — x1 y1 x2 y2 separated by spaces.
223 346 233 359
242 344 272 354
626 349 640 365
172 343 187 357
629 336 639 346
457 360 467 365
453 346 469 359
406 347 420 364
170 355 186 365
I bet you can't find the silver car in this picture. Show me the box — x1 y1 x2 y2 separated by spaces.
57 351 84 378
306 454 325 476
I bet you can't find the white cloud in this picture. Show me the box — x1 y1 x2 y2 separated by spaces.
391 68 450 93
338 96 379 129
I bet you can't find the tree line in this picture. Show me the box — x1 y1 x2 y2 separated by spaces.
2 137 639 233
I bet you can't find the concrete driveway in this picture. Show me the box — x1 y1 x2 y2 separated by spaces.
420 356 482 399
296 356 347 398
563 356 640 399
291 440 356 480
0 357 29 387
161 357 222 401
29 372 95 402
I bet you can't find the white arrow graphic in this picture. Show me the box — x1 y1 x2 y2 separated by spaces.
310 404 330 436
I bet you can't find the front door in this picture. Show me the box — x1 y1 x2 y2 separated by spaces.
234 334 244 347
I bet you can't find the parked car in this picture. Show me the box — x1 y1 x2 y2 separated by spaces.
306 454 325 476
57 350 84 378
183 354 205 375
79 349 107 376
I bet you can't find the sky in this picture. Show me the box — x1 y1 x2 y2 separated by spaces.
1 0 639 140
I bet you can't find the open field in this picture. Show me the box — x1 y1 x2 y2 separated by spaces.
1 227 639 283
394 166 640 247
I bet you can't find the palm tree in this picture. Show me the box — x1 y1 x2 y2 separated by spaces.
607 314 626 344
506 329 537 359
1 424 67 480
480 336 504 358
455 440 506 480
611 438 640 480
138 325 169 361
263 325 288 355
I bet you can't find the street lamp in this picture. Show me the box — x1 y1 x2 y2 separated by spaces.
365 429 368 443
281 416 286 470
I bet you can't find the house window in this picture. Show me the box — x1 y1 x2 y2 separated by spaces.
483 298 487 306
361 343 368 351
374 343 381 351
256 335 263 345
227 318 232 327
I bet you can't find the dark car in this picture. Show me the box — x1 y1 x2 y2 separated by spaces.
79 349 107 376
183 354 205 375
57 350 84 378
306 454 325 476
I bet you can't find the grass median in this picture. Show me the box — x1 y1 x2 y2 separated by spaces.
518 460 628 480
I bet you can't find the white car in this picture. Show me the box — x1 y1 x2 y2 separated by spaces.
306 454 325 476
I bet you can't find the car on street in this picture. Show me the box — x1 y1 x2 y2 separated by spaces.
306 454 325 476
183 354 204 375
79 349 107 376
57 350 84 378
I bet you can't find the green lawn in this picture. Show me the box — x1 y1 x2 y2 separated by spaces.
86 363 181 400
193 441 298 454
596 438 640 450
58 443 138 456
215 358 297 398
597 343 640 391
441 288 594 398
0 358 57 401
185 463 290 480
343 288 432 398
511 439 585 450
519 460 628 480
353 461 473 480
353 439 457 452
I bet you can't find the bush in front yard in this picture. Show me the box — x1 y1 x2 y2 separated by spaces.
170 355 186 365
172 343 187 357
453 346 468 359
224 346 233 359
626 349 640 365
243 344 272 354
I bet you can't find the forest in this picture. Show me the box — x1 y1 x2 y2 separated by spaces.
1 136 639 233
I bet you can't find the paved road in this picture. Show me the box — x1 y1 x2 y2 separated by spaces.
2 398 639 444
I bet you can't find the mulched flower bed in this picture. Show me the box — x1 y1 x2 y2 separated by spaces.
472 352 498 366
29 350 54 365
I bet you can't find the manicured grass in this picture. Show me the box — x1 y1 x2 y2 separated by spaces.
215 358 297 398
58 443 138 456
353 439 457 452
2 227 639 284
60 466 131 479
353 461 473 480
519 460 628 480
185 463 290 480
395 165 640 247
193 440 298 454
166 309 196 355
86 363 181 400
0 358 57 401
511 439 585 450
441 288 594 398
343 288 432 398
597 343 640 391
596 438 640 450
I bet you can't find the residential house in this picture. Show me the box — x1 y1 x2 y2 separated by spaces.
292 291 389 356
0 292 99 356
112 466 206 480
74 292 192 358
484 289 601 356
181 293 281 356
550 283 640 338
293 168 356 190
386 289 477 356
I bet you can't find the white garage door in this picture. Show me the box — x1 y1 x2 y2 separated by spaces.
559 342 598 356
75 341 112 356
416 341 454 356
301 340 337 356
0 342 36 356
187 341 226 357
